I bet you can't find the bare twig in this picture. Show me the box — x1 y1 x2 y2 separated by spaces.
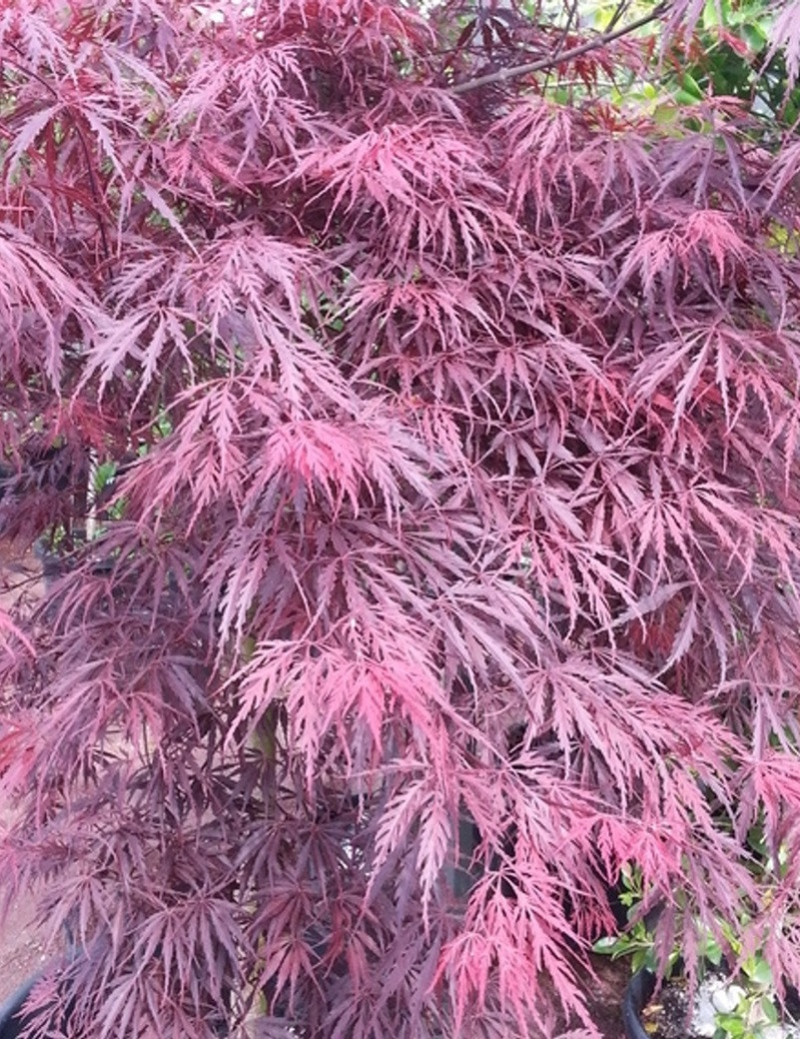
606 0 634 34
450 2 669 95
550 0 582 67
542 0 581 94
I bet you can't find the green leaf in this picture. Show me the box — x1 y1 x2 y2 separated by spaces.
741 22 768 49
702 0 723 29
93 460 117 495
715 1012 747 1038
761 996 778 1024
743 958 772 988
679 71 704 100
675 88 701 106
705 938 724 966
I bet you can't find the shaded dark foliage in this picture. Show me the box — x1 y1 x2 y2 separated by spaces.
1 0 800 1036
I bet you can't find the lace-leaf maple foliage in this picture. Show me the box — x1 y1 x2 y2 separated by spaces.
1 0 800 1036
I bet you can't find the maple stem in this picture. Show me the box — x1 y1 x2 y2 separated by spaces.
450 2 669 95
85 450 98 542
549 0 582 69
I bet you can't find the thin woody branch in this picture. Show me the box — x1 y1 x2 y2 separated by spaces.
450 2 669 95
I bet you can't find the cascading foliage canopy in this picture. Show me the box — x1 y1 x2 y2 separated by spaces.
1 0 800 1035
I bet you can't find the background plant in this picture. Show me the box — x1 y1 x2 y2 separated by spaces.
595 852 793 1039
1 0 800 1037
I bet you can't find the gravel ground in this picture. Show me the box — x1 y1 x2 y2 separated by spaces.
0 893 48 1007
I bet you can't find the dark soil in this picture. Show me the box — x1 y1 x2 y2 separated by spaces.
586 954 634 1038
636 972 800 1040
641 974 695 1038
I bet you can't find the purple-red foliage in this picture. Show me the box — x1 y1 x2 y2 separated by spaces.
1 0 800 1036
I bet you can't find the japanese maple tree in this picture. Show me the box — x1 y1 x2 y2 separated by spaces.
2 0 800 1036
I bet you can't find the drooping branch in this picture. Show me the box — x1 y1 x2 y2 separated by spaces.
450 2 669 95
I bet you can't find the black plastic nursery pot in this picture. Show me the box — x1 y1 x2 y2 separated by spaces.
622 967 656 1040
0 974 41 1040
